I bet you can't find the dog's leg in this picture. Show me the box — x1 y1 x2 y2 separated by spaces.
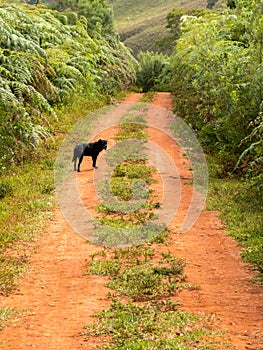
92 155 98 169
77 154 84 172
73 158 77 171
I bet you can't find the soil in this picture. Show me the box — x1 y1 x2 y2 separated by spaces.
0 92 262 350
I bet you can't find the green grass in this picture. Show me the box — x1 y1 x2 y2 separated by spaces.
0 161 55 295
89 221 167 247
85 243 230 349
116 122 148 140
85 242 231 349
112 164 156 184
207 173 263 283
139 92 157 103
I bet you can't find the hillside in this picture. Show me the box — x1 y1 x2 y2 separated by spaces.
109 0 207 56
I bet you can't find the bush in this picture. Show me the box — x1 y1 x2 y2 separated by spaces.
136 51 171 92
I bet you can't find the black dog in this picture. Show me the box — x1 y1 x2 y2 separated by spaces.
72 139 107 172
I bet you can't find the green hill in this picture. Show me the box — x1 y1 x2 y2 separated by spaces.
109 0 207 56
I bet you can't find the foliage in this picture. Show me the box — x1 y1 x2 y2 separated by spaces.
85 245 229 349
170 3 263 174
136 51 171 92
0 178 13 198
0 0 135 168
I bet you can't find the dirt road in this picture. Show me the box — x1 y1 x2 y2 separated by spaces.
0 93 262 349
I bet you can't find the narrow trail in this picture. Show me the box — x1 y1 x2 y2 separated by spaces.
0 93 262 350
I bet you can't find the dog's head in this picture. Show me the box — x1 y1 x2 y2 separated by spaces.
97 139 108 150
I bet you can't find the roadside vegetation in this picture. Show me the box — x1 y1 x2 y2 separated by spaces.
208 172 263 283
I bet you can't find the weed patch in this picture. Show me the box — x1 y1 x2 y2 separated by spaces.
0 178 14 199
139 92 156 103
112 164 156 184
83 299 229 350
87 248 186 301
89 222 167 247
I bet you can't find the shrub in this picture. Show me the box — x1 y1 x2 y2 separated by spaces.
136 51 171 92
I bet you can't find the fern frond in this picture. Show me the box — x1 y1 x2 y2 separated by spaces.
29 123 52 148
0 86 20 108
0 66 13 80
28 86 56 116
56 65 84 81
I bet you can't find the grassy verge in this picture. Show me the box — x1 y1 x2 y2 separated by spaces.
0 160 55 295
82 100 233 349
207 170 263 283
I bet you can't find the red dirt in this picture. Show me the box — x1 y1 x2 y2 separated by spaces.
0 92 262 350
